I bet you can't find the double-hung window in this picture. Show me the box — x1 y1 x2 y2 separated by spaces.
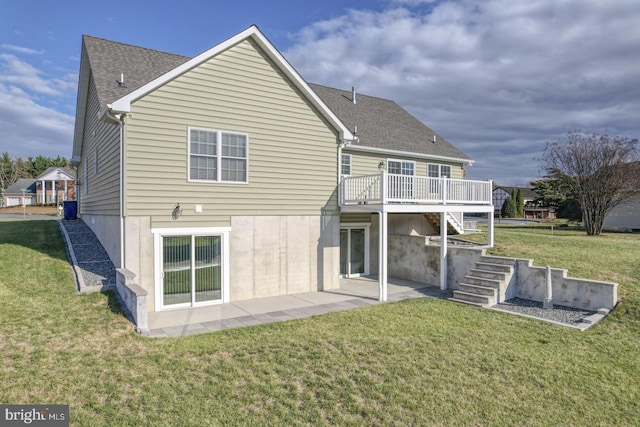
341 154 351 176
189 127 248 183
428 163 451 178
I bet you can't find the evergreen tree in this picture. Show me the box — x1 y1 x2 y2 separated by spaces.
27 155 68 178
516 188 524 217
501 196 517 218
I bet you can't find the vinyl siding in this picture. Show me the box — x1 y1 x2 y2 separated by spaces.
345 150 465 179
123 39 340 228
78 75 121 215
604 193 640 230
340 213 372 223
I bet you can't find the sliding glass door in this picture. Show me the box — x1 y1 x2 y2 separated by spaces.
162 235 222 307
340 226 369 277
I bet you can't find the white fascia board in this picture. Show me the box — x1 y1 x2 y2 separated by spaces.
341 204 493 214
108 25 353 141
72 46 92 159
344 144 474 165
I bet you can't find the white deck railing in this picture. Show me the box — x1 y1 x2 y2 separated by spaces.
341 172 492 205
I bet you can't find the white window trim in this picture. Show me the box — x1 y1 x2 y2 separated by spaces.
341 153 352 176
152 227 231 311
387 158 416 175
339 223 370 277
187 126 249 184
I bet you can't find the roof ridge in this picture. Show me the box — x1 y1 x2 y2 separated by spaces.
82 34 189 60
309 82 398 104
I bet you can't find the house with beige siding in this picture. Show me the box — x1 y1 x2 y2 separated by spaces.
72 26 494 318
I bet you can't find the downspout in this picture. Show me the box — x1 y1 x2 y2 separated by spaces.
338 142 345 207
104 109 126 269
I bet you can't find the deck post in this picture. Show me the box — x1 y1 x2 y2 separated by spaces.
440 211 448 290
378 210 388 301
488 211 494 247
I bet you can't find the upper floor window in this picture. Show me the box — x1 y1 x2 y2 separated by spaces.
387 159 415 176
189 128 248 183
428 163 451 178
341 154 351 176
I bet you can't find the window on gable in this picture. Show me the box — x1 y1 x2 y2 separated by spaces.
189 128 248 183
341 154 351 176
428 163 452 178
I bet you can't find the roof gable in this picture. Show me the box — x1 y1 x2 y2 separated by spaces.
105 26 352 141
35 167 75 181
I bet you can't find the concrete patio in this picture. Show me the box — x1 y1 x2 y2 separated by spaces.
145 276 449 338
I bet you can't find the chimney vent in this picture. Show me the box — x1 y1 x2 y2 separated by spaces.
352 86 356 104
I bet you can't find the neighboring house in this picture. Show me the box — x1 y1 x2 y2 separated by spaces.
492 185 554 219
2 179 36 207
603 164 640 231
34 167 76 205
72 26 494 315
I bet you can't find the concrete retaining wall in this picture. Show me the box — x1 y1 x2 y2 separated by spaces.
387 235 618 311
115 268 148 332
507 257 617 311
387 234 483 289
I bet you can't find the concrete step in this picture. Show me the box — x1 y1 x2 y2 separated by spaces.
480 256 516 267
451 290 495 306
468 268 507 281
459 283 498 297
463 275 502 288
448 297 487 307
475 261 513 273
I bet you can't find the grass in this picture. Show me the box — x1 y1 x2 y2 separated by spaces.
1 220 639 426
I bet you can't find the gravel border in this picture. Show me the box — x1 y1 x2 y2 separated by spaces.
492 298 597 329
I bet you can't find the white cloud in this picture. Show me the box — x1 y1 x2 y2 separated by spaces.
0 53 76 96
0 83 74 159
285 0 640 185
0 44 44 55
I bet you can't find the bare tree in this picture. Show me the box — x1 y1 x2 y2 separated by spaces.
542 132 640 235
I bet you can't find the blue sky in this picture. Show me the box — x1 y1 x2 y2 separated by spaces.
1 0 639 185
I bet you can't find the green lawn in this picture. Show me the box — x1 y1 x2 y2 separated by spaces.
1 220 639 426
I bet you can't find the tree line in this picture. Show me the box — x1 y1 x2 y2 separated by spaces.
0 152 69 191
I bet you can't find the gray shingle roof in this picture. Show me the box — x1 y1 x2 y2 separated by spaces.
309 84 470 161
3 179 36 195
83 35 189 106
81 35 470 161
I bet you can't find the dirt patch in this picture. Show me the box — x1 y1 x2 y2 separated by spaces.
0 205 59 215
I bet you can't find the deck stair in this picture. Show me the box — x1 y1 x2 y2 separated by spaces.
450 257 516 306
424 212 465 235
